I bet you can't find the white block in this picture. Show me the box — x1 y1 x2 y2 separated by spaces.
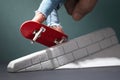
111 36 119 45
7 58 32 72
90 30 104 43
41 60 54 70
103 28 115 38
31 55 41 64
31 50 48 64
46 46 64 59
86 43 101 54
99 38 112 49
62 40 78 53
73 48 88 60
25 63 41 71
57 53 74 66
50 58 60 68
39 52 49 62
18 69 26 72
76 34 92 48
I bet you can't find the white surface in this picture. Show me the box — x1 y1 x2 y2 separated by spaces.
89 30 104 43
58 44 120 69
62 40 78 53
47 46 64 58
86 43 101 54
41 60 54 70
103 28 115 38
57 53 74 66
111 36 119 45
99 38 112 49
75 34 92 48
73 48 88 60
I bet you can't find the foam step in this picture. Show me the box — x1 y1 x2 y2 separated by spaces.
7 27 118 72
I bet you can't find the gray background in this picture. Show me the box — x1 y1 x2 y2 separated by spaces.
0 64 120 80
0 0 120 62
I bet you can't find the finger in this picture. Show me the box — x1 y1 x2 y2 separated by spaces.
64 0 78 15
72 0 97 21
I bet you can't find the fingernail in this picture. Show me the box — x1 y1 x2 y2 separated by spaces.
73 13 82 21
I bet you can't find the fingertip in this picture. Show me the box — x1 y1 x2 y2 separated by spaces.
72 13 83 21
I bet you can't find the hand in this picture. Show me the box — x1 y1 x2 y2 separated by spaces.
65 0 97 21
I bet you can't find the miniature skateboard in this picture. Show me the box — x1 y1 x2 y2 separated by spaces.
20 20 68 47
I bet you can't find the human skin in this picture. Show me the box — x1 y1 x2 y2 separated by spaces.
64 0 97 21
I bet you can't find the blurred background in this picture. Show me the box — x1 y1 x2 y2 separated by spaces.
0 0 120 63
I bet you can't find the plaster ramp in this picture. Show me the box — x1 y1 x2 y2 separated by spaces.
7 27 119 72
